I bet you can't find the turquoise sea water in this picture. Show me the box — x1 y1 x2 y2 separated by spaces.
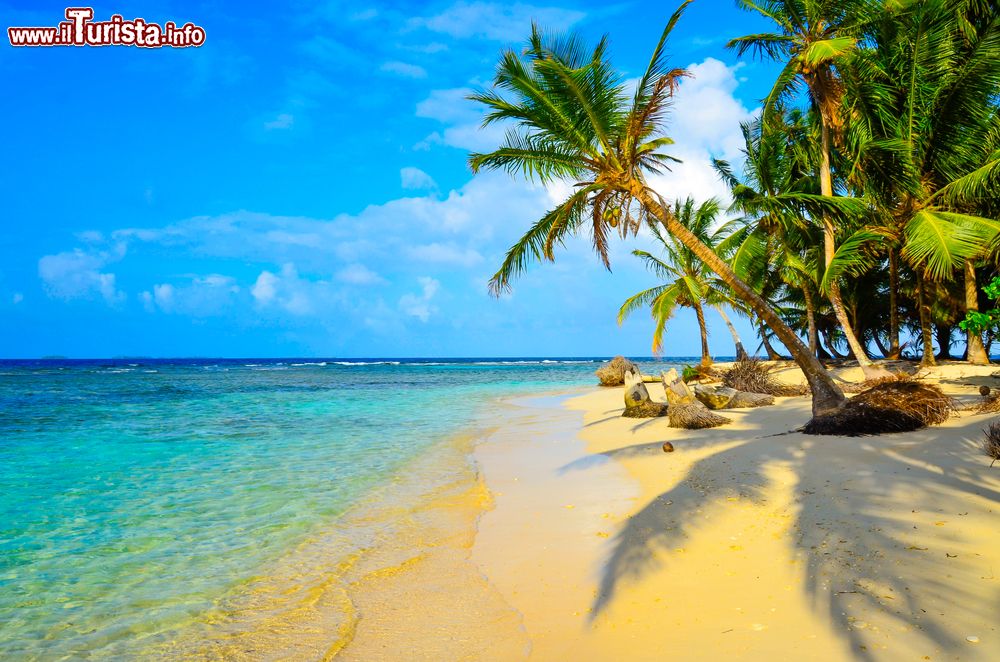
0 357 692 659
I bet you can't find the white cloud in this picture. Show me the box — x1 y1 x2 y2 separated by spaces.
140 290 155 312
416 87 475 123
38 245 126 305
251 263 333 316
141 275 241 315
336 263 385 285
399 276 440 322
407 242 482 267
251 270 279 304
400 166 437 190
415 87 507 151
646 58 756 205
153 283 175 310
410 2 584 41
381 60 428 79
264 113 295 130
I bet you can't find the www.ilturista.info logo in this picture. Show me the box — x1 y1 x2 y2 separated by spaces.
7 8 206 48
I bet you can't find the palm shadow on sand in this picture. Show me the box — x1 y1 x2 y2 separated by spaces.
561 405 1000 660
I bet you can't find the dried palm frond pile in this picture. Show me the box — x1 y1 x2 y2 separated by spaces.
804 380 954 436
721 358 806 397
596 356 638 386
982 422 1000 467
974 393 1000 414
839 372 914 394
668 403 730 429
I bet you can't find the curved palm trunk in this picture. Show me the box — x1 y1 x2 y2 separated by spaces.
693 301 712 368
802 286 820 358
819 122 890 379
916 275 936 366
887 247 901 359
965 260 990 365
872 331 891 359
822 329 849 360
714 305 748 361
760 326 783 360
638 189 846 417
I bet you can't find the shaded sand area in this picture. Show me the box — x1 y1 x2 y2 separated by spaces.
161 363 999 660
472 362 1000 661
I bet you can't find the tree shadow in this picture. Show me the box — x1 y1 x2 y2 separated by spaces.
581 407 1000 659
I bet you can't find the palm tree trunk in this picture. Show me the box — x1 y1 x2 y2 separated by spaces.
694 300 711 367
872 331 890 358
714 305 748 360
802 286 820 358
819 121 889 380
888 247 901 359
822 330 849 360
760 326 783 360
637 189 846 417
916 275 936 366
965 259 990 365
935 324 953 360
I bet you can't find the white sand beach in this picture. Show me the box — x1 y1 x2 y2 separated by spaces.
334 362 1000 660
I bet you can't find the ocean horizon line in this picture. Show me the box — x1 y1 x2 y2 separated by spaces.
0 355 719 362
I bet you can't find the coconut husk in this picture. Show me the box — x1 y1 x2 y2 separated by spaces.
669 402 730 429
692 385 737 410
727 391 775 408
804 380 953 436
596 356 639 386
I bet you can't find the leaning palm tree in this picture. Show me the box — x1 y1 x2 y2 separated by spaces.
728 0 891 378
617 197 735 366
468 2 849 417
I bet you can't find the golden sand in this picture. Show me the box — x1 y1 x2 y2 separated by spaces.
164 363 1000 660
471 363 1000 660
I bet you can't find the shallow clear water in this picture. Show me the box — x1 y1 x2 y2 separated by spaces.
0 357 694 658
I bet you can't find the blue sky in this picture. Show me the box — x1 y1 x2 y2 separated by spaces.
1 0 781 358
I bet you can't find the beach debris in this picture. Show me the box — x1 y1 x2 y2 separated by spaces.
803 380 953 436
980 385 991 397
668 402 730 429
727 390 776 408
976 392 1000 414
662 370 696 405
659 370 729 427
721 358 807 396
662 441 674 452
692 384 775 410
981 422 1000 467
693 385 737 409
966 635 980 644
596 356 639 386
622 370 669 418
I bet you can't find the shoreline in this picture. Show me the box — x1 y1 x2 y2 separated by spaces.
157 363 1000 659
351 362 998 660
147 385 593 660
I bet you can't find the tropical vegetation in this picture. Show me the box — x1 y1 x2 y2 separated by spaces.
468 0 1000 427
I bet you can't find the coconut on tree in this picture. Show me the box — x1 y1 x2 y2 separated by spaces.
467 2 851 419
